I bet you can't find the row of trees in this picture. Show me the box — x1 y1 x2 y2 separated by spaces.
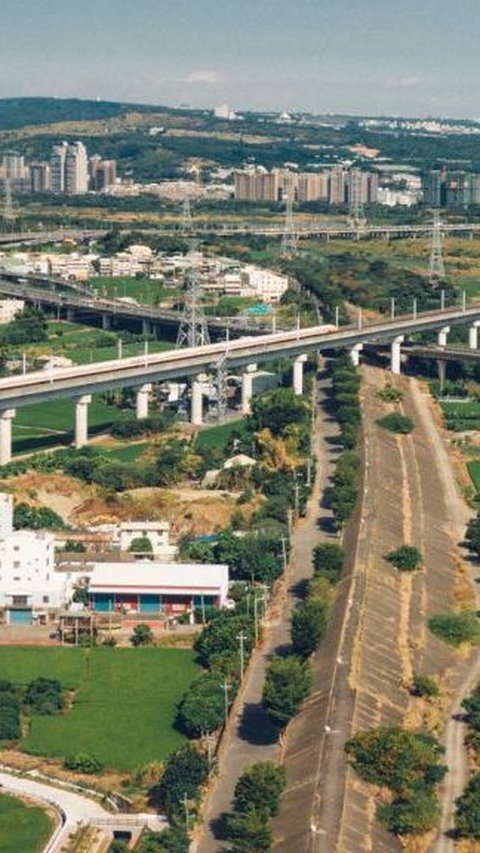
225 762 286 853
328 355 362 529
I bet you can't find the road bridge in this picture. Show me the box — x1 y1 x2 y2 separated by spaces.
2 302 480 463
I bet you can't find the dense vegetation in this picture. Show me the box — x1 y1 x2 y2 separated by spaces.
225 762 286 853
346 728 446 836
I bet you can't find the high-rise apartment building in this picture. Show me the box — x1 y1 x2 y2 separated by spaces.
348 169 378 205
30 163 51 193
234 169 281 202
2 151 26 180
65 142 88 195
89 156 117 190
50 141 88 195
329 166 347 205
297 172 329 202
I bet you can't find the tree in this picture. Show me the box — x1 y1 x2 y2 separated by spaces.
13 503 67 531
455 774 480 838
345 728 446 793
379 785 441 835
428 612 480 647
233 762 286 817
64 753 104 774
24 678 64 715
129 536 153 553
156 744 209 820
465 514 480 557
312 542 344 582
226 806 273 853
291 599 328 658
137 828 189 852
262 656 312 727
72 585 89 607
177 673 229 737
385 546 423 572
376 413 414 434
130 624 154 646
0 692 20 740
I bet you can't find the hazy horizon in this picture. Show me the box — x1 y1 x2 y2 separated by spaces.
1 0 480 119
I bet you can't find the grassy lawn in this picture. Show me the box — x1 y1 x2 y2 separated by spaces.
195 419 247 453
13 396 126 455
93 276 183 305
0 647 199 772
468 460 480 493
441 399 480 431
0 794 53 853
70 339 172 365
103 442 152 462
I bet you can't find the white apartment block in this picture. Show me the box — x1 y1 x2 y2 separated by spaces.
0 299 24 324
0 494 80 623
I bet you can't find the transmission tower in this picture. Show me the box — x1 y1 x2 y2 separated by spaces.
428 209 445 286
215 352 228 422
176 254 210 348
2 180 16 233
348 169 367 234
181 195 193 236
281 176 297 256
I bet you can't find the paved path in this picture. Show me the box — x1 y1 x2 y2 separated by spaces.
0 769 109 852
196 375 336 853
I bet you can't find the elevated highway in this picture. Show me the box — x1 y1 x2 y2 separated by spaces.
0 301 480 463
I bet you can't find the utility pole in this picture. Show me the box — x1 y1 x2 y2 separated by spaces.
237 632 247 680
280 535 288 571
222 679 230 728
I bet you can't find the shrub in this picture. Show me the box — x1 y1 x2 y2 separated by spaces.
455 773 480 838
376 385 404 402
385 545 423 572
345 727 446 793
233 762 286 817
410 674 440 698
376 413 414 434
226 806 273 853
379 784 441 835
262 655 312 727
177 673 230 738
64 753 104 774
24 678 64 715
130 624 154 646
291 599 328 658
156 744 209 821
429 612 480 647
0 692 20 740
312 542 344 583
129 536 153 553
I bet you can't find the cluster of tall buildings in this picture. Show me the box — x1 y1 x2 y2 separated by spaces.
234 167 379 206
423 169 480 208
0 145 117 195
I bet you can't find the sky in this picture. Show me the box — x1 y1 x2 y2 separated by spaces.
1 0 480 118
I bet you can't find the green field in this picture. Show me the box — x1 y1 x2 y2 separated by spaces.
103 442 152 462
0 647 199 771
441 399 480 432
93 276 183 305
0 794 53 853
468 460 480 493
195 419 247 453
12 396 127 455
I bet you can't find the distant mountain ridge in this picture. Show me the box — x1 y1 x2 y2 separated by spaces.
0 97 180 131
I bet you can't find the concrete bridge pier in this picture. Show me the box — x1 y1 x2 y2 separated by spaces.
74 395 91 449
437 359 447 393
136 384 152 420
350 343 363 368
391 336 404 375
469 321 480 350
241 363 257 415
66 308 75 323
0 409 15 465
191 376 204 426
437 325 450 347
293 354 308 396
142 319 153 337
102 313 111 331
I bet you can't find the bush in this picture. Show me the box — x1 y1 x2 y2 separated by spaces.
177 673 230 738
13 502 67 531
410 674 440 698
233 762 286 817
226 806 273 853
385 545 423 572
129 536 153 553
0 692 20 740
24 678 64 715
455 773 480 838
64 753 104 774
262 655 312 728
345 727 446 793
379 784 441 835
155 744 209 821
428 612 480 647
291 599 328 658
312 542 344 583
130 624 154 646
376 385 404 402
376 413 414 434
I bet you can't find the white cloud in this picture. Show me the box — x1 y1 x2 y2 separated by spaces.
185 69 223 84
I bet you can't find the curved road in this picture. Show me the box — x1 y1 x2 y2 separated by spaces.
0 770 110 852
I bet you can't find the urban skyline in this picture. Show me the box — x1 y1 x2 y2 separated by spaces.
1 0 480 118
